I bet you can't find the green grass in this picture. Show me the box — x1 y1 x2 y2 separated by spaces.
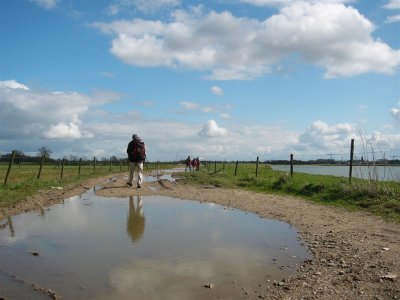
0 162 177 209
180 163 400 222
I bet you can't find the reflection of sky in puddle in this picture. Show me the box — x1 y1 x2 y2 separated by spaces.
123 173 176 183
0 190 309 299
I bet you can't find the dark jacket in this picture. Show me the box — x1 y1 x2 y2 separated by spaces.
127 138 146 162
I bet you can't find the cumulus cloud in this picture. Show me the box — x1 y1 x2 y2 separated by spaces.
198 120 228 137
0 80 29 90
1 80 398 161
43 122 83 139
291 120 400 157
211 86 223 96
386 14 400 23
385 0 400 9
384 0 400 23
295 120 357 151
0 80 116 143
30 0 58 10
391 107 400 121
92 3 400 80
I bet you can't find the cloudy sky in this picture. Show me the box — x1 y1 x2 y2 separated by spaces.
1 0 399 161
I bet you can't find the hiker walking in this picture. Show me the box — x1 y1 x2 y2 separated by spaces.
127 134 146 188
191 157 196 171
195 157 200 170
185 156 192 171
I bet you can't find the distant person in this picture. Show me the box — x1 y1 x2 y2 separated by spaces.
191 157 196 171
127 195 145 242
195 157 200 170
185 156 192 171
127 134 146 188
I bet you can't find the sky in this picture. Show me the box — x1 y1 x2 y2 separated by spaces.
0 0 399 162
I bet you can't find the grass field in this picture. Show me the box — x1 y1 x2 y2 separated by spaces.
180 162 400 222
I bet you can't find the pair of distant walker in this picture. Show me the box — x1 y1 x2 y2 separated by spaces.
126 134 146 188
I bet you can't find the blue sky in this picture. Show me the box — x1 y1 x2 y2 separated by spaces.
1 0 399 161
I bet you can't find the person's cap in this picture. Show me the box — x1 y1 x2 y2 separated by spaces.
132 134 138 139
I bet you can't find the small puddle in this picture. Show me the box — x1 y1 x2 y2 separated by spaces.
123 173 177 184
0 189 310 299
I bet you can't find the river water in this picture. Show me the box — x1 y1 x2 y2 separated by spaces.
270 165 400 182
0 188 310 299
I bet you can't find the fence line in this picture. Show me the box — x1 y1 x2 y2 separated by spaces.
2 139 400 185
1 155 165 186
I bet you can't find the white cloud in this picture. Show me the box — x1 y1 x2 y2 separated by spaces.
198 120 228 137
0 79 29 90
211 86 223 96
295 120 357 151
0 80 116 145
391 107 400 121
30 0 58 10
181 101 199 110
92 3 400 80
385 0 400 9
1 80 398 161
179 101 217 114
386 14 400 23
43 122 82 139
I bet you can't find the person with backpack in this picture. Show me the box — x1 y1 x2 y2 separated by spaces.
185 156 191 171
127 134 146 188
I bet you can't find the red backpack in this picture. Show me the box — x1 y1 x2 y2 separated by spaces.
131 139 146 161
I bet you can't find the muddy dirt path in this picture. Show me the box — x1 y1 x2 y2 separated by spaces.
1 172 399 299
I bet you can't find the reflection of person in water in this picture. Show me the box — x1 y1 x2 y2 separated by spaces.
127 195 145 242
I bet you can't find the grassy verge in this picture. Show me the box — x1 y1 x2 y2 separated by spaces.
180 163 400 222
0 162 177 209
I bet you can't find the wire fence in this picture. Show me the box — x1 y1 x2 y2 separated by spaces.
0 152 170 185
199 139 400 183
2 140 400 185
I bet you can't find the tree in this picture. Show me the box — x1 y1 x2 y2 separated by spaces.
38 146 52 159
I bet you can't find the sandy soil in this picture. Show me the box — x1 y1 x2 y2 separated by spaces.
1 172 399 300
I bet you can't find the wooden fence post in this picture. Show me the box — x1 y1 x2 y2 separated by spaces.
4 150 16 185
109 157 112 171
234 160 238 177
223 161 225 171
78 158 82 176
93 157 96 173
256 156 259 177
37 154 45 179
61 158 65 179
214 161 217 172
290 154 294 178
349 139 354 182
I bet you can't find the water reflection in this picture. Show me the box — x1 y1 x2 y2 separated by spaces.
127 195 145 242
7 216 15 237
0 193 310 299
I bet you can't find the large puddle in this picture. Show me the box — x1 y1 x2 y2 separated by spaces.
0 188 310 299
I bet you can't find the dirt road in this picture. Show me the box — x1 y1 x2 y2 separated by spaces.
1 173 399 299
